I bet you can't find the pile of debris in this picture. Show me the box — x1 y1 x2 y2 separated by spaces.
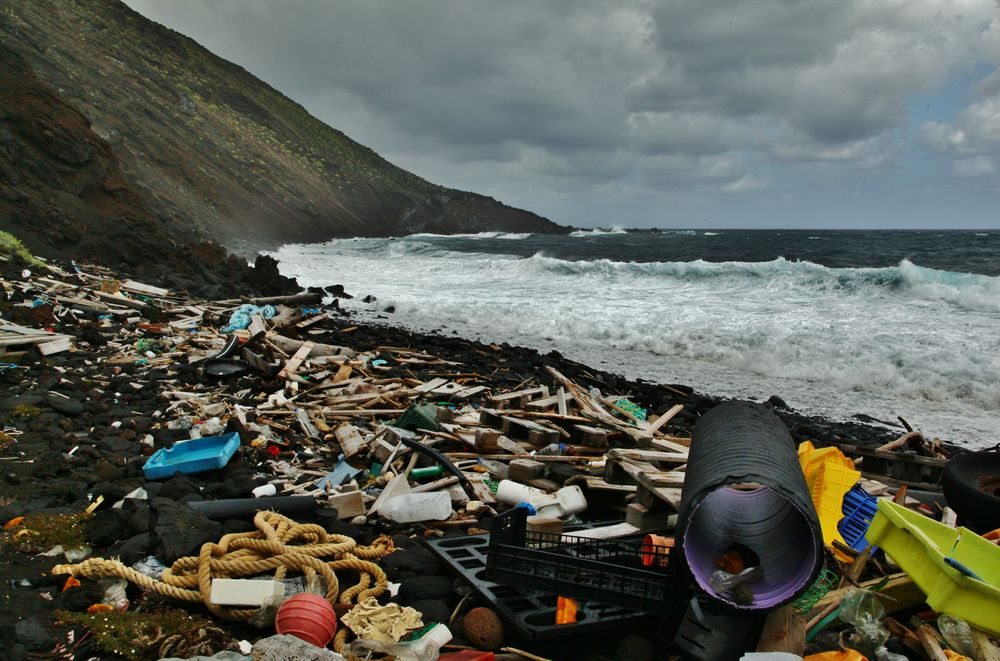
1 256 997 661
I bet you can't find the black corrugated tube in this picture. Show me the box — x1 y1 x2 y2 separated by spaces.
676 401 823 611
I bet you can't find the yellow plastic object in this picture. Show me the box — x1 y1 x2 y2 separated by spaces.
798 441 861 555
865 499 1000 635
804 650 868 661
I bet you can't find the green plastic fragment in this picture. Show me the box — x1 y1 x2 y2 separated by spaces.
614 397 647 421
792 568 840 615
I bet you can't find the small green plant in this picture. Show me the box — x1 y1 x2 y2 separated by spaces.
3 511 90 553
57 609 231 660
10 403 42 418
0 231 44 267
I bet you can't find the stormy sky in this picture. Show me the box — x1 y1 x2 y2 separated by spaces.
123 1 1000 229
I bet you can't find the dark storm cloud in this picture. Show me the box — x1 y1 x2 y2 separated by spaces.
124 0 1000 225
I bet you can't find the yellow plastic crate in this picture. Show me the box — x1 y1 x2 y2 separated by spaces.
799 442 860 554
866 499 1000 635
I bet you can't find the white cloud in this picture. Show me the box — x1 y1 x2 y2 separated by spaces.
953 156 997 177
123 0 1000 223
722 174 771 193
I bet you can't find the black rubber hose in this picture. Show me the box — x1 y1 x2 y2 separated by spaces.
941 450 1000 533
399 437 478 500
188 495 317 520
676 401 823 612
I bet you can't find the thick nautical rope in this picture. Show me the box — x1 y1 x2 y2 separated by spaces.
52 510 394 623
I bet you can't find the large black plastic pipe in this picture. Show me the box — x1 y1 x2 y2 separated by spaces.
677 401 823 611
188 495 318 521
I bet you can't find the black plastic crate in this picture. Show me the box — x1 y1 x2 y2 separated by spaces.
425 530 648 640
485 508 676 612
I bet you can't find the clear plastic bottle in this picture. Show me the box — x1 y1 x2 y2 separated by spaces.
838 589 890 659
709 566 763 593
874 646 909 661
937 614 975 657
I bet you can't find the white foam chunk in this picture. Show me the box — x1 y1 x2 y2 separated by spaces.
210 578 285 607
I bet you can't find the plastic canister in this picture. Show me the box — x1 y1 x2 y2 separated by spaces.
495 480 545 506
380 492 453 523
495 481 587 519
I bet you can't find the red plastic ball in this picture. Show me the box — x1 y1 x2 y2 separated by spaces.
275 593 337 647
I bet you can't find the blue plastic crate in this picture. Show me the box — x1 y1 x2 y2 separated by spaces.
143 432 241 479
838 484 879 553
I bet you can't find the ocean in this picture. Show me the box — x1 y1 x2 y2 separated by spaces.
269 229 1000 448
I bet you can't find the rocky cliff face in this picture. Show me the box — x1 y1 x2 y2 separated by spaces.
0 0 563 263
0 40 299 297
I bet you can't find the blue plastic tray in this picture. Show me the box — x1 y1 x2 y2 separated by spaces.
143 432 241 479
839 484 880 553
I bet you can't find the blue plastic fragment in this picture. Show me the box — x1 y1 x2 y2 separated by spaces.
143 432 241 480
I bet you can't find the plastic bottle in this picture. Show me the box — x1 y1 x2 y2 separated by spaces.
476 458 509 480
937 614 975 657
345 623 452 661
380 492 452 523
710 566 763 593
874 647 909 660
838 589 890 659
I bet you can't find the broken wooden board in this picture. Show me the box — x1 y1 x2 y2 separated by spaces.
333 422 368 459
277 341 314 380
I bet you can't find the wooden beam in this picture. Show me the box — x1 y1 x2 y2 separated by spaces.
756 604 806 655
277 341 314 379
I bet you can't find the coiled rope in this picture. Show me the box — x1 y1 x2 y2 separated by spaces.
53 511 394 629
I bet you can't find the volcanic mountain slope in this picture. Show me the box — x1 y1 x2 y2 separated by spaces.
0 0 562 259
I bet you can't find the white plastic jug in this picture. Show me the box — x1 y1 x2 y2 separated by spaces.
380 492 452 523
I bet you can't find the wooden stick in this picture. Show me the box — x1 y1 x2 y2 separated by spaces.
501 647 553 661
916 624 949 661
646 404 684 435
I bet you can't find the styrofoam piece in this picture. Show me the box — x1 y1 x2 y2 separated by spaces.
210 578 284 607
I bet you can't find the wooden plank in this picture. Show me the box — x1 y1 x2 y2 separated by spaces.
248 313 268 337
331 363 353 384
756 605 806 655
334 423 368 459
972 627 1000 661
556 387 568 416
572 424 608 448
277 341 314 379
37 336 73 355
916 624 948 661
413 377 448 394
318 491 366 519
453 385 488 400
296 312 330 329
121 279 170 297
646 404 684 435
92 290 147 309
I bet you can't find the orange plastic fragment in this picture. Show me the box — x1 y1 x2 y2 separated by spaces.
804 650 867 661
983 528 1000 542
3 516 25 531
556 596 578 624
944 651 973 661
86 603 114 613
61 576 81 592
713 550 745 574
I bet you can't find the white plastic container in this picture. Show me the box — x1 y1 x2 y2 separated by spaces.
533 485 588 518
495 481 588 519
496 480 545 506
251 484 277 498
380 492 453 523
